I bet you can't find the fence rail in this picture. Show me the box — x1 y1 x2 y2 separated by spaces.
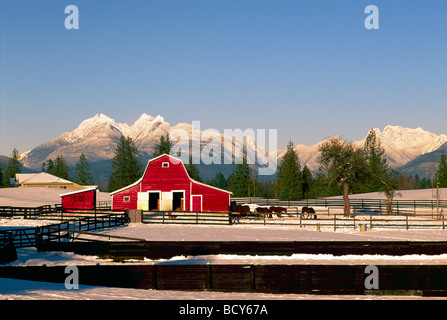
234 210 447 230
232 197 447 214
3 264 447 296
0 212 128 249
0 202 113 219
142 211 230 225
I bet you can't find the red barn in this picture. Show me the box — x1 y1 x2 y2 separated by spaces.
60 187 98 212
110 154 232 212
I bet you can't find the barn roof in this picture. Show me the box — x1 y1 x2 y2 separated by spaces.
16 172 73 185
60 186 98 198
109 154 232 196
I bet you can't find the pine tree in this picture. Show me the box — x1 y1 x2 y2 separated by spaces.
74 153 94 185
301 165 313 199
186 156 202 182
228 154 251 197
109 136 143 192
211 171 228 190
5 148 23 186
436 152 447 188
153 133 172 157
276 141 303 201
50 155 70 180
363 129 390 192
46 159 54 173
0 167 4 187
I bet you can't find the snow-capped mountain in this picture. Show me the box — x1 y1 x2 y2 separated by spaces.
276 126 447 173
20 113 273 173
20 113 447 183
353 126 447 168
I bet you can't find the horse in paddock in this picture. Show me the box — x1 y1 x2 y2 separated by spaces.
255 206 272 218
301 206 317 220
230 203 251 217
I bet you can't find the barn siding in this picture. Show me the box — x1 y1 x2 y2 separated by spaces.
191 182 230 212
112 184 140 211
61 188 97 211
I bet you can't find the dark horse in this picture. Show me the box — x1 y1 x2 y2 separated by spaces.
301 206 317 219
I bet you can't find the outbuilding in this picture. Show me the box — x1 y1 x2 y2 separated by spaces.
60 187 98 212
110 154 232 212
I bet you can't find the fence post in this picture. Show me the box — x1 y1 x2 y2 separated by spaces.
369 214 373 230
406 214 409 230
333 214 336 231
36 227 41 249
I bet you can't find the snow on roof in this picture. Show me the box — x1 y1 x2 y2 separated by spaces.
16 172 74 185
59 187 98 198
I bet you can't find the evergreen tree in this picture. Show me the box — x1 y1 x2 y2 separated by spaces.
186 156 202 182
211 171 228 190
5 148 23 186
0 167 4 187
436 152 447 188
46 159 54 173
227 154 251 197
74 153 94 185
301 165 313 199
363 129 390 192
153 133 172 157
276 141 303 201
109 136 143 192
50 155 70 180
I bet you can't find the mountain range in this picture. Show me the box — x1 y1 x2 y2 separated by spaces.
12 113 447 188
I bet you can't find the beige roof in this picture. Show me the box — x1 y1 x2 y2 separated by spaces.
16 172 74 185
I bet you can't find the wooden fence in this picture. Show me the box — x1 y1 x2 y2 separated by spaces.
2 264 447 296
0 231 17 264
233 197 447 214
142 211 230 225
32 239 447 260
0 212 128 249
0 202 113 219
0 205 61 219
235 210 447 230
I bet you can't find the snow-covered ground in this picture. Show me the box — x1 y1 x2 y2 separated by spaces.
328 188 447 201
0 187 111 207
2 187 447 300
2 223 447 300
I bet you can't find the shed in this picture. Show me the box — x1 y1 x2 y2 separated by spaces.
60 187 98 212
110 154 232 212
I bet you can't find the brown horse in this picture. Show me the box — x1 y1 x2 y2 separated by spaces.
301 206 317 219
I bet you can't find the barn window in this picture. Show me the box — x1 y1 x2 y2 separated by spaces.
162 162 169 168
123 196 130 202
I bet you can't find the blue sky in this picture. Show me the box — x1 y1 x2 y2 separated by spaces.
1 0 446 156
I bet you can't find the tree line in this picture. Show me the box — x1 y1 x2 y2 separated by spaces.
2 131 447 208
0 150 94 187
